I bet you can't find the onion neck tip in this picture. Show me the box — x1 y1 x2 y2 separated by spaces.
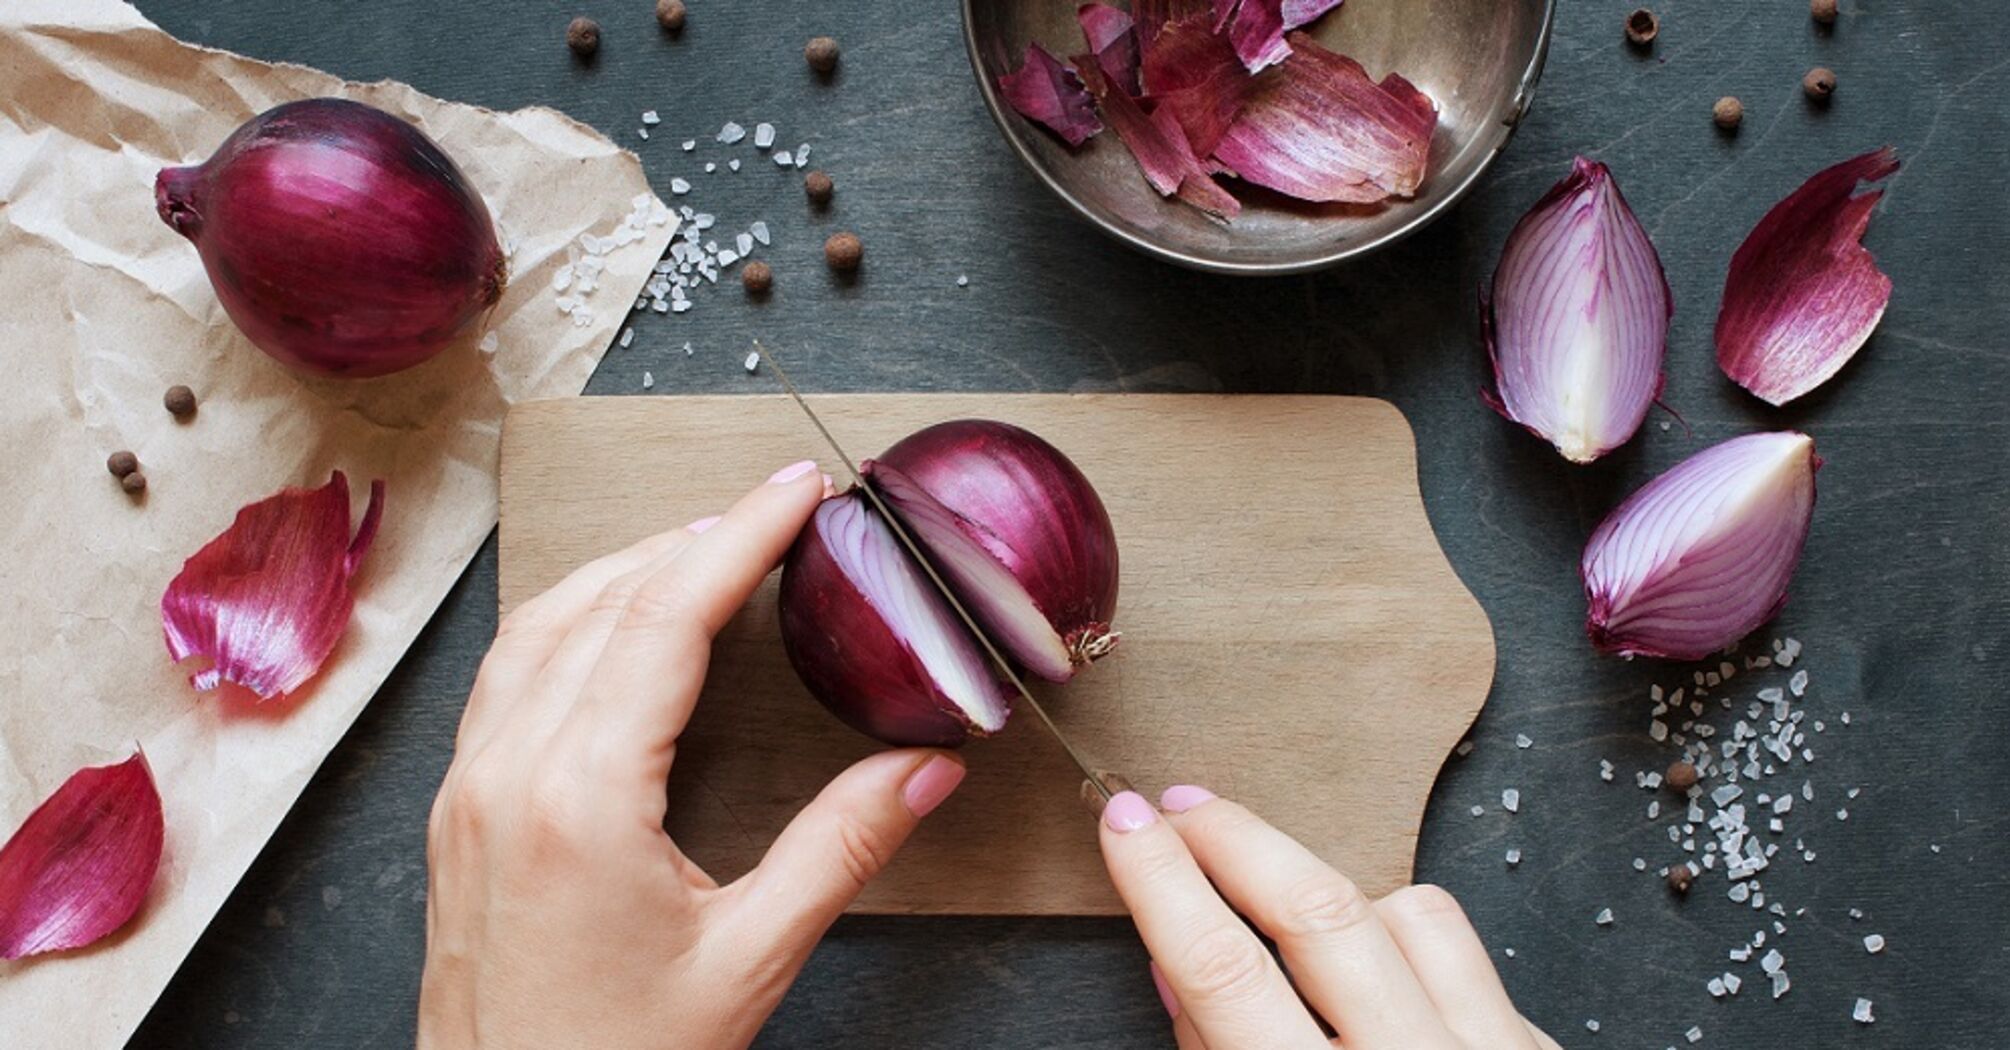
154 166 202 238
1069 625 1120 665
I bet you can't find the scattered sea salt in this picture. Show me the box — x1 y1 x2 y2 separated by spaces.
641 371 654 390
1585 1020 1600 1033
1594 908 1613 926
1455 740 1475 757
729 158 742 172
641 110 661 125
1853 998 1875 1024
957 274 970 287
775 151 794 166
1686 1025 1703 1043
672 178 692 195
743 350 760 373
718 122 746 144
618 327 634 349
682 139 697 151
1515 733 1533 749
751 221 771 245
1864 934 1885 954
1501 788 1520 813
753 122 776 149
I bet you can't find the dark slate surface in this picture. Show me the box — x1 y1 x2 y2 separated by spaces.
127 0 2008 1046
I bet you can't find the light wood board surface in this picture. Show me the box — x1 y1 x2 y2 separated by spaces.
498 395 1494 914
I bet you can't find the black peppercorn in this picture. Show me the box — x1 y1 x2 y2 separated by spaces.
742 260 773 295
1810 0 1838 25
567 17 601 58
805 36 840 75
1624 8 1658 48
824 231 863 272
655 0 686 32
804 170 834 207
1803 66 1836 102
164 384 197 418
107 450 139 478
121 471 148 495
1666 865 1693 895
1712 96 1743 130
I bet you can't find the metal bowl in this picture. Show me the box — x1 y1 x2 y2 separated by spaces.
964 0 1556 274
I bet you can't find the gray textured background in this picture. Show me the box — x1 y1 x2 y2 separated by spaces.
128 0 2008 1046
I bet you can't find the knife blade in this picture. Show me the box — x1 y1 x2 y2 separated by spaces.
752 341 1119 802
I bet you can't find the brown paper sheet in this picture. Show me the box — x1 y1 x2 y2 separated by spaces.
0 2 678 1044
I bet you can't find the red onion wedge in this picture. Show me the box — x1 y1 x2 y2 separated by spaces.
0 751 163 960
865 420 1120 684
1483 158 1671 464
162 471 385 701
1211 33 1437 204
1716 148 1899 406
997 44 1104 147
156 98 506 378
780 493 1011 748
1583 432 1820 661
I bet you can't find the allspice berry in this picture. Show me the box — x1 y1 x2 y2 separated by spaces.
107 450 139 478
805 36 840 75
1803 66 1836 101
1810 0 1838 25
1712 96 1743 130
1665 761 1700 792
567 16 601 57
742 260 773 295
655 0 687 32
804 170 835 207
824 231 863 272
1624 8 1658 47
121 471 148 495
164 384 197 418
1666 865 1694 895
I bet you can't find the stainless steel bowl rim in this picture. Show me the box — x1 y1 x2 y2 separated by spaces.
962 0 1559 276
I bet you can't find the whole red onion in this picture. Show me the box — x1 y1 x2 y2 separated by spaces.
155 98 506 378
780 420 1120 747
864 420 1119 683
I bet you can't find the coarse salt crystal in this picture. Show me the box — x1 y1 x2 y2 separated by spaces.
638 128 650 140
795 145 811 168
1707 977 1726 997
743 350 760 373
1585 1020 1600 1033
1506 849 1521 866
751 221 771 245
737 232 755 255
1853 998 1875 1024
754 122 776 149
774 151 794 166
1455 740 1476 757
683 139 697 151
1594 908 1613 926
1470 805 1484 818
1864 934 1885 953
719 122 746 144
1761 948 1784 974
1515 734 1532 749
1501 789 1520 813
672 178 692 195
957 274 970 287
618 327 634 349
1771 972 1791 999
642 110 661 125
641 371 654 389
729 158 742 172
1722 972 1741 994
1686 1025 1703 1043
478 332 499 355
705 162 717 173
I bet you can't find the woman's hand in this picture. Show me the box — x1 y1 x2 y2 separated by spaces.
1098 787 1560 1050
417 461 968 1050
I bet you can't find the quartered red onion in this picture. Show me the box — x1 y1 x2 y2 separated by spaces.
779 420 1120 746
1483 158 1670 464
1582 432 1820 661
156 98 506 379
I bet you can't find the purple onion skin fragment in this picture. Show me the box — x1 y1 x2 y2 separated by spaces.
779 494 1010 748
865 420 1119 683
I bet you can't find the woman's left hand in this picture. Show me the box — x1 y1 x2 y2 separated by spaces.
417 461 969 1050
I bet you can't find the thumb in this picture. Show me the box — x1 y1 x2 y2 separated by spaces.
725 749 965 949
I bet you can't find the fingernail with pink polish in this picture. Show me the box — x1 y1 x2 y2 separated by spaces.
901 754 966 818
1102 790 1158 832
1150 961 1181 1019
768 459 819 484
686 515 722 534
1159 785 1217 813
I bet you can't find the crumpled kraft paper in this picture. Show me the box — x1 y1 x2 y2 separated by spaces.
0 1 677 1043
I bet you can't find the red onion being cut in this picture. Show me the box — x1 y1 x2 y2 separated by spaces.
779 420 1120 746
1582 431 1820 661
865 420 1120 684
779 493 1011 748
155 98 506 379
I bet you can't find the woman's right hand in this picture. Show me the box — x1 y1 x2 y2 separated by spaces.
1097 786 1560 1050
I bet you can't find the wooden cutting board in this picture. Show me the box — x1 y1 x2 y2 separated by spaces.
499 395 1494 914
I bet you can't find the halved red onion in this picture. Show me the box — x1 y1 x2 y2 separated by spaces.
864 420 1120 684
162 471 385 700
780 493 1011 747
996 44 1104 147
1210 33 1437 204
1715 148 1899 406
0 751 164 960
1583 432 1820 661
156 98 506 379
1483 158 1671 464
1074 55 1242 218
